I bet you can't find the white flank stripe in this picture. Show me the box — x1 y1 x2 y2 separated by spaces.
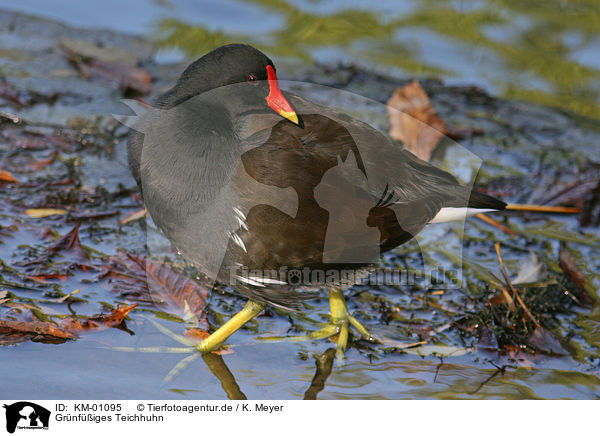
230 233 247 253
236 275 266 287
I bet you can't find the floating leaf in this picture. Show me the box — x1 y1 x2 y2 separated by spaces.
27 151 57 171
119 208 147 225
26 274 68 283
99 251 209 328
478 325 499 351
580 179 600 227
183 328 210 342
48 222 88 259
528 327 569 355
406 344 472 357
61 303 138 333
559 244 593 305
386 81 448 162
0 169 18 183
0 319 76 343
24 208 67 218
69 210 119 221
19 222 90 271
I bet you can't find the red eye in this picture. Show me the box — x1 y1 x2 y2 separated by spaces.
247 75 258 85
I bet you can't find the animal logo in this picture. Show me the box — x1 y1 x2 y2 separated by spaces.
287 269 302 285
3 402 50 433
314 152 383 264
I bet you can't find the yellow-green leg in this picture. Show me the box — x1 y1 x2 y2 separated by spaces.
328 288 380 359
197 300 265 353
329 288 350 359
260 288 379 359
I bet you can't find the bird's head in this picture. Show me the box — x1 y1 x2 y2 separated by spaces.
162 44 298 124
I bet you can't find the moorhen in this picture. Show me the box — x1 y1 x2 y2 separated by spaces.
126 44 505 356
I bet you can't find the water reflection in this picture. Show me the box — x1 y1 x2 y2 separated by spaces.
303 348 337 400
202 353 248 400
201 347 338 400
160 335 600 399
154 0 600 118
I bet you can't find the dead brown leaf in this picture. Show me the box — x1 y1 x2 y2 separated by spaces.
26 274 68 283
0 169 18 183
21 222 89 269
61 303 138 333
386 81 448 162
48 222 89 260
559 244 593 306
69 210 120 221
580 178 600 227
183 328 210 342
0 303 137 344
0 318 76 341
119 208 147 225
99 251 209 328
24 208 68 218
477 325 499 351
528 326 569 355
27 151 58 171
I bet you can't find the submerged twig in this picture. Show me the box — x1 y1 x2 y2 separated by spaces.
0 111 20 123
470 364 510 394
494 242 541 328
476 213 519 236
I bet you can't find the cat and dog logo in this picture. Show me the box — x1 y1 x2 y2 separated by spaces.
3 402 50 433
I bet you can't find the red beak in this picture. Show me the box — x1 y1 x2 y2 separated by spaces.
265 65 298 124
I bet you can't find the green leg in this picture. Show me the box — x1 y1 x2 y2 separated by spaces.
329 288 379 340
197 300 265 353
348 315 378 343
329 288 349 359
256 289 380 358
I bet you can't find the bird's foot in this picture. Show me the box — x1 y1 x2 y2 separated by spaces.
259 288 380 359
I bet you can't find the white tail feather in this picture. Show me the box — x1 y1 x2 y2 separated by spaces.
429 207 496 223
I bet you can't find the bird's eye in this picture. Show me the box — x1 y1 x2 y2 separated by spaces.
247 75 258 85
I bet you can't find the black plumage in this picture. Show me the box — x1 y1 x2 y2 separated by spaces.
127 44 506 311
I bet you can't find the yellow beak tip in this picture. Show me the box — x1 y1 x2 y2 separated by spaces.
279 110 299 125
